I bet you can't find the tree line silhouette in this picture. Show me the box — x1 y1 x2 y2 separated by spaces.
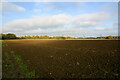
0 33 119 40
0 33 74 40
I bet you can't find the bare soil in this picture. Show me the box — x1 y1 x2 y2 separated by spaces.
2 40 120 78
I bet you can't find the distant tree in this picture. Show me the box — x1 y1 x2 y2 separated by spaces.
39 36 43 39
2 33 16 39
108 36 113 39
53 37 56 39
56 36 66 40
24 35 27 39
2 34 7 39
42 35 49 39
31 35 35 39
0 34 2 40
118 36 120 39
116 37 118 39
6 33 16 39
67 37 72 39
28 35 31 39
49 36 52 39
21 36 25 39
35 35 39 39
61 37 66 40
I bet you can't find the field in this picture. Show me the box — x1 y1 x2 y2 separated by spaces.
2 39 120 78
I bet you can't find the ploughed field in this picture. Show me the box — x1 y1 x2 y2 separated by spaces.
2 40 120 78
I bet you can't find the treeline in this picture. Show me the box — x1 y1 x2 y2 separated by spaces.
20 35 74 39
0 33 75 40
0 33 17 40
1 33 119 40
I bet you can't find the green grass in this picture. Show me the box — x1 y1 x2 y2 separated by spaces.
1 41 7 47
1 40 6 43
6 44 8 46
4 52 14 71
14 55 23 63
10 50 14 54
0 40 2 47
13 54 37 78
26 70 36 78
3 48 38 78
5 64 14 69
19 63 28 71
0 40 3 42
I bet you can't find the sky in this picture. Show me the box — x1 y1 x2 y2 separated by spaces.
1 2 119 37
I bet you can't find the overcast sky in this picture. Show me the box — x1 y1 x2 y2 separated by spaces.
1 2 118 37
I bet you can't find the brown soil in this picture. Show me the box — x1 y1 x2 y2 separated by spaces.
2 40 120 78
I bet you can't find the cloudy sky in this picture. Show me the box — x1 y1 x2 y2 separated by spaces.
1 2 118 37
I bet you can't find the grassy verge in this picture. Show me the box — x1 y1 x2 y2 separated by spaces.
2 41 39 78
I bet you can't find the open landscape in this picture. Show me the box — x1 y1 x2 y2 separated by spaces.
2 39 119 78
1 1 119 79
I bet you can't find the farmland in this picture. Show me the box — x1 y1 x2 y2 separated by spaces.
2 39 119 78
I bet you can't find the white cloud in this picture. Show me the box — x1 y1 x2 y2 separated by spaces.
75 21 101 27
73 13 110 27
3 14 72 32
74 13 110 21
23 27 94 37
96 26 118 31
24 27 90 34
3 13 110 32
106 27 118 30
22 27 118 37
2 2 25 14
